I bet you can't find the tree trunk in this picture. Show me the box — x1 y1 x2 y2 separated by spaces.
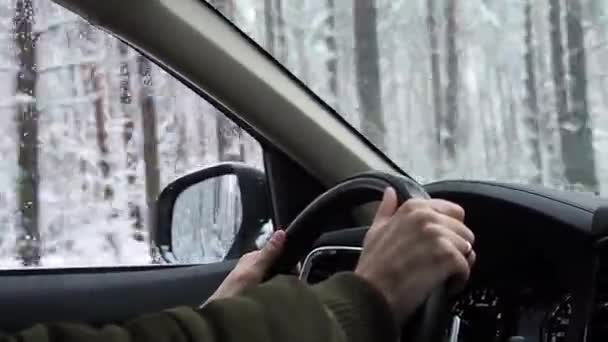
91 58 122 258
563 0 598 192
216 115 244 162
534 7 561 185
138 56 161 251
353 0 385 150
264 0 287 63
523 0 543 184
14 0 40 266
119 42 132 105
293 6 310 84
326 0 338 110
119 42 143 235
427 0 443 172
503 75 519 178
264 0 275 53
549 0 569 185
275 0 287 63
444 0 459 162
89 65 113 201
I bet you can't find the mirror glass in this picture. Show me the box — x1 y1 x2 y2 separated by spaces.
171 175 242 263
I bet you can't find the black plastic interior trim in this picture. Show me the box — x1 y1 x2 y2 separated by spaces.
428 180 608 212
263 147 326 229
313 227 368 248
0 261 236 332
425 180 599 234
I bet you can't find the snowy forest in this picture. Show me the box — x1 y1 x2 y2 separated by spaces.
1 0 608 268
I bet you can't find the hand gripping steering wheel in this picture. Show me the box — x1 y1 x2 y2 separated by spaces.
267 171 451 342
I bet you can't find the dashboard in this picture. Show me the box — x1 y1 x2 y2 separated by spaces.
299 243 593 342
453 286 569 342
296 180 608 342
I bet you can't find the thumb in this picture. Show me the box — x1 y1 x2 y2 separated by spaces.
256 230 286 266
372 187 398 226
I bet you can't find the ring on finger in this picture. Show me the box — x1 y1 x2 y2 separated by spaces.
464 241 473 257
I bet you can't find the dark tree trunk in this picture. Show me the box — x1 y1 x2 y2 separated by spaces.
118 42 132 105
89 65 113 200
427 0 443 168
563 0 598 192
14 0 40 266
534 8 561 185
523 0 543 184
264 0 287 63
275 0 287 63
444 0 459 161
119 42 143 234
353 0 385 150
326 0 338 110
216 117 244 162
91 60 121 257
177 121 187 167
264 0 275 53
549 0 569 183
503 75 519 177
138 56 161 250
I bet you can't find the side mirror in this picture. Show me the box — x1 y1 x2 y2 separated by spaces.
156 162 272 263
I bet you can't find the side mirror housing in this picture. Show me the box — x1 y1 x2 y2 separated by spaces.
156 162 271 263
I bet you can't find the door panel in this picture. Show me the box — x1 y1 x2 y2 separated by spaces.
0 261 236 332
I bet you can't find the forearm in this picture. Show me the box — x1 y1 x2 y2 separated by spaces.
2 273 397 342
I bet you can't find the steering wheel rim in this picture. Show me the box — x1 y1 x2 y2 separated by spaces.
267 171 450 342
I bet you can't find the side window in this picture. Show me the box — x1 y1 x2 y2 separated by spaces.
0 1 270 268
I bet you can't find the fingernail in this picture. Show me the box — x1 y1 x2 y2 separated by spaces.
384 187 397 204
271 230 286 245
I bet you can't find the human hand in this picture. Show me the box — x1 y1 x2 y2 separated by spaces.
203 230 286 305
354 187 475 325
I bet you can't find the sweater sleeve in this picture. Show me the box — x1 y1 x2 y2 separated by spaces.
1 272 398 342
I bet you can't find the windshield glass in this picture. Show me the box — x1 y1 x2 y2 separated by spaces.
210 0 606 194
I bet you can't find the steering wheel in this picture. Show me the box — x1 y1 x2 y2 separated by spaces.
267 171 450 342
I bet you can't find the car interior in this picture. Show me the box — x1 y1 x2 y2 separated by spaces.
1 1 607 342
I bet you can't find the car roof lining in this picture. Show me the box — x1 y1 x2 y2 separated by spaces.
52 0 405 187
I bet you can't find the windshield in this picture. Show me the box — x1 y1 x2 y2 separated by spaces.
210 0 606 194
